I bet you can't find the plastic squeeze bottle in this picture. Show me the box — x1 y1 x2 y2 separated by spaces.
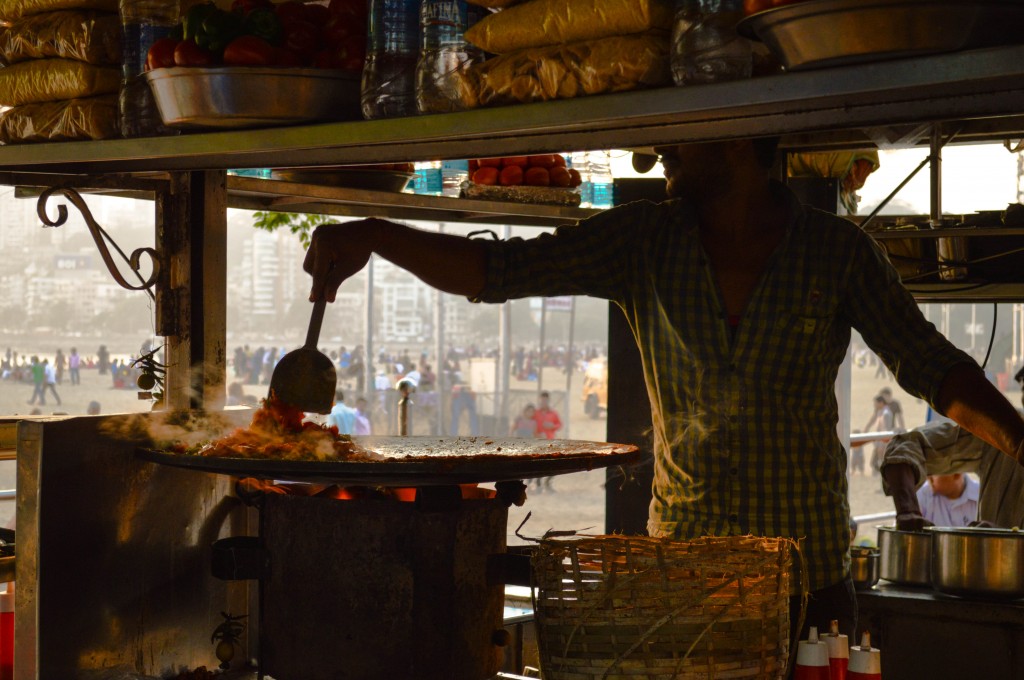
848 631 882 680
794 625 832 680
823 619 849 680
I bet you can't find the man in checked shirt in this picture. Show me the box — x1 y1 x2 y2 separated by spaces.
303 139 1024 651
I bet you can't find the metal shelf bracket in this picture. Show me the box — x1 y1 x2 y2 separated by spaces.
36 186 160 299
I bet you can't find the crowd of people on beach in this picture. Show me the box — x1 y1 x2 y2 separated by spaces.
1 343 160 411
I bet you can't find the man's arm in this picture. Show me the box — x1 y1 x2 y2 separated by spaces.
304 219 488 302
935 362 1024 462
882 462 931 531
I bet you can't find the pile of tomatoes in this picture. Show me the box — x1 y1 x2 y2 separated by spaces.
145 0 367 71
469 155 583 188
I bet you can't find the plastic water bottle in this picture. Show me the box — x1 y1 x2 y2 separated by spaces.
569 152 592 207
362 0 420 119
413 161 443 195
441 159 468 196
118 0 179 137
671 0 752 85
415 0 485 114
588 151 615 208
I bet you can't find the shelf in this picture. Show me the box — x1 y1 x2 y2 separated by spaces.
3 46 1024 173
226 176 599 226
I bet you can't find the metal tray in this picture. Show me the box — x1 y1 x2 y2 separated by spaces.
137 436 641 486
146 66 362 129
738 0 1024 71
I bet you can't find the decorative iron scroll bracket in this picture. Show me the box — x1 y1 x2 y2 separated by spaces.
37 186 160 300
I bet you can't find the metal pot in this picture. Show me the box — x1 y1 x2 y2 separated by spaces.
850 547 880 590
931 526 1024 599
878 526 932 586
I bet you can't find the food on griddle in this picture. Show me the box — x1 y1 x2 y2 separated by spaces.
190 395 382 462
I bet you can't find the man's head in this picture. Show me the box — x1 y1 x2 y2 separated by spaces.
335 389 345 403
539 391 550 408
87 401 101 415
356 397 368 411
879 387 893 400
654 137 779 200
927 473 966 500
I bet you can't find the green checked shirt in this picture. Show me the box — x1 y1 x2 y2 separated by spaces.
475 184 972 590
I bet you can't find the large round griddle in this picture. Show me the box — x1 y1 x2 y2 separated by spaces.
137 436 641 486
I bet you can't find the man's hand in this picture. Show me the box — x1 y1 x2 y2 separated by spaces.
303 221 383 302
896 511 933 532
882 462 930 530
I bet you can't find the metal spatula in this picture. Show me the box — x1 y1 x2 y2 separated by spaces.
268 298 337 414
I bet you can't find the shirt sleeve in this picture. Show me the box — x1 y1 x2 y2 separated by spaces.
841 227 973 410
472 200 662 304
880 421 991 495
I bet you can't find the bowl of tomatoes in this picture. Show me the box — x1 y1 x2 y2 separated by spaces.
143 0 366 128
738 0 1024 71
146 65 361 128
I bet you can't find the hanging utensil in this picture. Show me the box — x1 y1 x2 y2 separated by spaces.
268 298 336 414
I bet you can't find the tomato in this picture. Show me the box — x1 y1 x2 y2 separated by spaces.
230 0 272 15
303 3 330 25
552 154 566 167
524 166 550 186
567 168 582 187
743 0 773 13
321 29 365 67
499 165 523 186
472 166 499 185
501 156 528 167
173 39 215 66
329 0 367 20
273 45 303 67
549 166 572 188
282 18 322 64
223 34 278 66
312 46 342 68
145 37 180 70
527 154 557 168
274 0 308 24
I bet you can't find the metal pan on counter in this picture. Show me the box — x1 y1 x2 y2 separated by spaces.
930 526 1024 600
137 435 641 486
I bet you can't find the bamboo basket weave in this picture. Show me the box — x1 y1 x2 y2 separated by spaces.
530 535 796 680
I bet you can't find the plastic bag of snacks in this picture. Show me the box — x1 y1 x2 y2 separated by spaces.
0 0 115 21
451 32 669 109
0 10 121 65
0 57 119 106
0 94 118 143
465 0 673 54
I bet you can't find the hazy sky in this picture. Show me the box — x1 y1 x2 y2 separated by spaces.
610 143 1022 216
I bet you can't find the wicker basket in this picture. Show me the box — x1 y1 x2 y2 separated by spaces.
530 535 795 680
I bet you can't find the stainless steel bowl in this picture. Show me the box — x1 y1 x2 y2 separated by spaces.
878 526 932 587
931 526 1024 600
146 66 361 129
850 547 880 590
737 0 1024 71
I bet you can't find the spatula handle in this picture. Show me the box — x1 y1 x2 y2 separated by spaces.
304 298 326 349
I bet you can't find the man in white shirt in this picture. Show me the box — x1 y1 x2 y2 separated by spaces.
327 389 357 435
915 473 979 527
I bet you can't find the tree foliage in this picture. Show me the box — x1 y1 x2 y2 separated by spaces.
251 211 333 248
